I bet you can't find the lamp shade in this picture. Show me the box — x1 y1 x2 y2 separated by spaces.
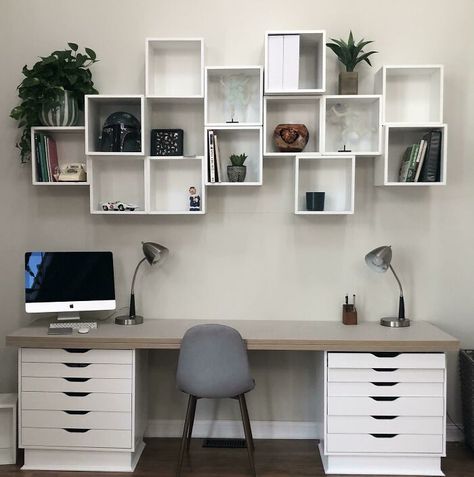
142 242 169 265
365 245 392 273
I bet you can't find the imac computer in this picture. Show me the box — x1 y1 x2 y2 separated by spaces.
25 251 116 325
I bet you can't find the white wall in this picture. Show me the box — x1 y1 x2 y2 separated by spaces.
1 0 473 425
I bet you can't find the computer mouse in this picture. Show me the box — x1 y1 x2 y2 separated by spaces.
78 328 90 334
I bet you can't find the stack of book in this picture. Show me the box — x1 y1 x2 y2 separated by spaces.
207 130 222 183
34 133 59 182
398 130 442 182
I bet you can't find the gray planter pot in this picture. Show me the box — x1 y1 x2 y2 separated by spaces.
227 165 246 182
339 72 358 95
40 90 79 126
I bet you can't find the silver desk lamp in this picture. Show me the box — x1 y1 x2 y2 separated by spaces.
115 242 169 326
365 245 410 328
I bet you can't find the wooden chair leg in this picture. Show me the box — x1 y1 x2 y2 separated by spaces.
177 395 194 477
240 393 254 452
238 394 257 477
186 396 197 452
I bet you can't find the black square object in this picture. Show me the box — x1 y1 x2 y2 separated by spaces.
150 129 184 156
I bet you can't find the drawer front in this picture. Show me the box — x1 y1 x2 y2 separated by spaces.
328 368 444 383
22 362 132 379
21 348 133 364
327 352 445 369
21 392 131 412
328 382 443 397
328 397 444 416
22 377 131 394
327 415 443 434
22 427 131 449
326 433 443 454
22 410 131 430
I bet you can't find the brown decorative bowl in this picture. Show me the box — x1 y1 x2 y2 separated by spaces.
273 124 309 152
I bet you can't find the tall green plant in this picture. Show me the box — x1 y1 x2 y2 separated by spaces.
326 31 377 72
10 43 99 163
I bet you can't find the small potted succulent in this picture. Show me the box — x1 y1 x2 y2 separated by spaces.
227 153 248 182
326 31 377 95
10 43 99 163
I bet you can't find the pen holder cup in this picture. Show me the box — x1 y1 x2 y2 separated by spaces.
342 304 358 325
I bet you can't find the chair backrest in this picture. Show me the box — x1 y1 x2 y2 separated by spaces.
176 324 254 399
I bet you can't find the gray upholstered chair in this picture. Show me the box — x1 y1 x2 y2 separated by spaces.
176 324 256 477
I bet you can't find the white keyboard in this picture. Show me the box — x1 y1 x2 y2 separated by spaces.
49 322 98 330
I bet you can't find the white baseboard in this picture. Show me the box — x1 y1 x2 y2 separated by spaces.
146 420 464 442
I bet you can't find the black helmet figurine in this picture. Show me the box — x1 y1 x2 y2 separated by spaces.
99 111 141 152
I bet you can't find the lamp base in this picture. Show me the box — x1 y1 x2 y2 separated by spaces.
380 317 410 328
115 315 144 326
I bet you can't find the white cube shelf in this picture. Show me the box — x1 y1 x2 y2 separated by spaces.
377 65 444 124
264 96 323 156
375 124 447 186
89 156 146 214
31 127 88 185
205 127 262 185
0 394 17 465
145 38 204 98
265 30 326 95
147 157 205 214
85 95 145 155
147 98 204 157
322 95 382 156
205 67 263 126
295 155 355 214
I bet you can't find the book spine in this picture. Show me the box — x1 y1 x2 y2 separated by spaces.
208 130 216 183
420 131 442 182
414 140 427 182
34 133 42 182
45 136 52 182
406 144 420 182
48 136 59 181
213 133 221 183
38 134 47 182
398 145 412 182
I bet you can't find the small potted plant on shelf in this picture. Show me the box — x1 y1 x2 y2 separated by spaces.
326 31 377 95
227 153 248 182
10 42 99 163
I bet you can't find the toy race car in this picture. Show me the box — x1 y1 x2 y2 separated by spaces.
100 201 138 212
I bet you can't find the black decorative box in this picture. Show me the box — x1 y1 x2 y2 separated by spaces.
150 129 184 156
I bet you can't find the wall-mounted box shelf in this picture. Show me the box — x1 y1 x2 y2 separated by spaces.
264 96 323 156
31 127 88 185
205 126 263 186
85 95 145 156
374 124 447 186
146 157 205 214
295 155 355 214
377 65 444 124
88 156 146 214
205 66 263 127
145 38 204 98
322 95 382 156
265 30 326 95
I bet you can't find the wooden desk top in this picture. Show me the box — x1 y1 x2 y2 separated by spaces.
5 319 459 352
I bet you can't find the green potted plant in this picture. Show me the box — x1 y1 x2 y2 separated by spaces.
227 153 248 182
10 43 99 163
326 31 377 95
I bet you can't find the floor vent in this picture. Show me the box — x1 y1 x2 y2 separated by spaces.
202 438 246 448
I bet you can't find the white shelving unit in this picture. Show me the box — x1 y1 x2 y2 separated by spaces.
0 394 17 465
264 96 323 156
30 127 88 185
265 30 326 95
321 95 382 156
295 155 355 215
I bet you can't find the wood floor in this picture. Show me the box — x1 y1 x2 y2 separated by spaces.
0 439 473 477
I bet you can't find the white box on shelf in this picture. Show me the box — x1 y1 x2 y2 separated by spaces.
295 155 355 214
375 124 447 187
376 65 444 124
145 38 204 98
282 34 300 90
30 127 88 186
267 35 284 91
85 95 145 156
264 96 323 156
0 394 17 465
322 95 382 156
205 66 263 127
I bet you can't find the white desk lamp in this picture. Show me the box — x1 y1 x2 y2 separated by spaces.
365 245 410 328
115 242 169 326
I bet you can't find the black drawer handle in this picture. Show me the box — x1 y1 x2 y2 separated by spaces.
63 410 90 415
64 428 90 433
370 396 399 401
371 382 398 387
371 352 400 358
371 415 398 420
63 349 91 354
371 433 397 438
64 377 90 383
63 392 90 397
63 363 91 368
373 368 398 372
